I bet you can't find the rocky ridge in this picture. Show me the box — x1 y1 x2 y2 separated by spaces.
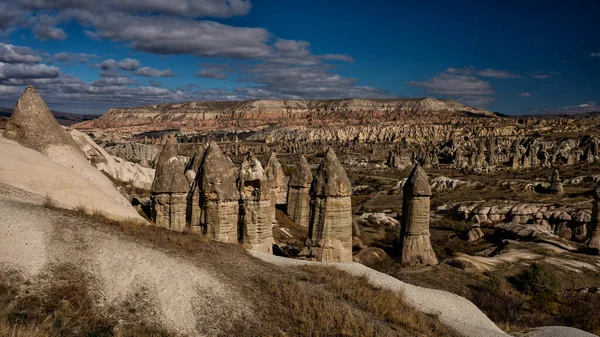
74 97 497 132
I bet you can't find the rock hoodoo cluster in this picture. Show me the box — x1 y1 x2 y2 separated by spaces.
287 155 313 228
150 141 189 232
400 164 438 267
307 148 353 262
148 144 353 260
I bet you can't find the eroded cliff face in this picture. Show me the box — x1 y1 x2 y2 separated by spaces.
74 97 497 132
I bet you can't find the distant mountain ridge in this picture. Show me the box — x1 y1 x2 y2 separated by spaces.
74 97 498 132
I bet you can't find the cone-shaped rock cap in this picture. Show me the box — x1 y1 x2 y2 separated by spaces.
310 148 351 197
551 169 561 182
265 152 284 177
289 155 313 187
197 142 239 201
151 141 188 193
404 164 431 197
239 152 266 182
184 147 205 173
4 86 79 153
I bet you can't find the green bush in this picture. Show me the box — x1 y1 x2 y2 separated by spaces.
512 263 559 312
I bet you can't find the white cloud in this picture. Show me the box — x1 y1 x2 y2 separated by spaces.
446 66 522 79
134 66 174 77
520 92 531 97
0 43 41 63
543 101 598 114
0 62 59 79
590 52 600 58
118 58 141 71
407 70 495 106
197 64 229 79
321 54 354 63
530 71 560 79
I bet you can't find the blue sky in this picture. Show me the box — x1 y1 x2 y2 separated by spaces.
0 0 598 115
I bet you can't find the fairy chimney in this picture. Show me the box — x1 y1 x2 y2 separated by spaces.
400 164 438 267
264 152 288 205
185 147 206 229
549 169 564 195
307 148 353 262
587 183 600 252
196 143 240 243
287 155 313 228
150 141 189 232
238 152 274 253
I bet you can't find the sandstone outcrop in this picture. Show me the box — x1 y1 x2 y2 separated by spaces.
103 142 160 168
75 97 497 132
400 164 438 267
69 129 155 191
549 169 564 195
196 142 239 243
2 86 143 222
150 141 189 232
307 148 353 262
588 183 600 252
4 86 79 153
264 152 287 205
287 155 313 228
185 147 206 228
238 152 274 253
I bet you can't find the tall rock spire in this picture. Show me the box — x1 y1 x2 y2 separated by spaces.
196 142 239 243
400 164 438 267
264 152 287 205
238 152 274 253
549 169 564 195
150 140 188 232
307 148 352 262
588 182 600 252
287 155 313 228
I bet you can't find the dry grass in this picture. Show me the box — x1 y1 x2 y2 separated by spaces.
225 265 460 337
42 194 57 209
0 263 171 337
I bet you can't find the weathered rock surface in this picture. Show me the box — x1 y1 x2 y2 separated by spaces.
307 148 353 262
103 142 161 167
69 129 155 190
151 141 189 232
264 152 287 205
549 169 564 195
287 155 312 228
1 86 143 222
400 164 438 267
238 152 274 253
196 142 239 243
588 183 600 252
4 86 79 153
185 147 206 228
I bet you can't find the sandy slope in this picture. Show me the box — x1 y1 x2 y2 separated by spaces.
0 138 144 222
0 183 252 335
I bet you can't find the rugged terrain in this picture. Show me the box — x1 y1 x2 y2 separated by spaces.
2 89 600 336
